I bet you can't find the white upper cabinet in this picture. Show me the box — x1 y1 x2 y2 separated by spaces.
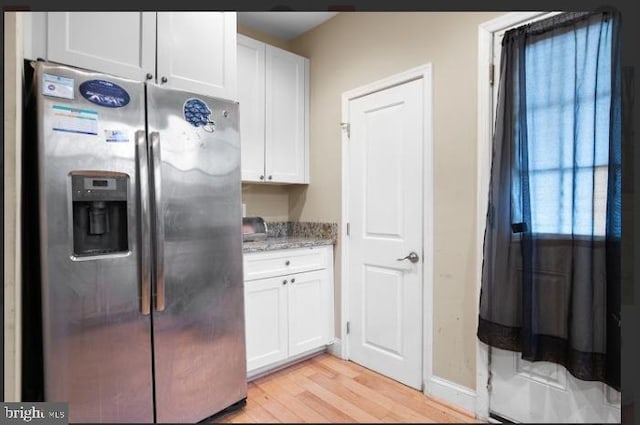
237 35 266 182
32 12 237 100
156 12 237 100
265 45 308 184
47 12 156 82
237 34 309 184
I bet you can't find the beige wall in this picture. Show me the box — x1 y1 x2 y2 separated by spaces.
4 11 22 401
288 11 504 389
242 184 290 221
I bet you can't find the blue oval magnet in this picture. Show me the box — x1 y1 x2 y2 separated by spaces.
79 80 130 108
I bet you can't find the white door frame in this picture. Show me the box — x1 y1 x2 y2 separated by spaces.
340 64 434 393
475 11 562 420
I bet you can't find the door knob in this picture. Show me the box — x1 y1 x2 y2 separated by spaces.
397 252 419 263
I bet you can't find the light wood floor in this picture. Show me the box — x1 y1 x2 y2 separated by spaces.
214 353 479 423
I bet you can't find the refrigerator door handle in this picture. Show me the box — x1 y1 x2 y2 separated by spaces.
136 130 151 316
150 131 166 312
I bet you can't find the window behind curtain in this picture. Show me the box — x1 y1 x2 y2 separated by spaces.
524 19 612 236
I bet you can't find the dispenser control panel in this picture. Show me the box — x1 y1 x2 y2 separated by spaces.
72 175 127 201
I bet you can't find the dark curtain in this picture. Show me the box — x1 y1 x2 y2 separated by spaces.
477 10 621 391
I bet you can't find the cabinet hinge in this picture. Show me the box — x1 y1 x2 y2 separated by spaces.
346 321 350 334
489 63 495 86
340 122 350 138
421 382 426 392
346 222 350 237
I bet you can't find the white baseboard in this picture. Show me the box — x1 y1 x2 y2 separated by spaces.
327 338 345 359
427 376 477 415
247 347 326 382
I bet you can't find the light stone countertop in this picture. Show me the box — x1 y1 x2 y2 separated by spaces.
242 236 335 253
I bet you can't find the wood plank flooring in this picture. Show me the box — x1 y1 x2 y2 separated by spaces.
214 353 478 423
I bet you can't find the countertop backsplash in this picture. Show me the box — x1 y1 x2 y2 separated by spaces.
266 221 338 241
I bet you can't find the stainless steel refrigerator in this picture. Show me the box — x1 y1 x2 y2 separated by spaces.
22 61 247 423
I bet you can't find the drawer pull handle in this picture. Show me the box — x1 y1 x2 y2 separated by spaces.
291 278 296 283
285 260 290 266
282 279 288 285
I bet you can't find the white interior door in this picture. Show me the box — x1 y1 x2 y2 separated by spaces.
347 77 424 390
488 22 621 423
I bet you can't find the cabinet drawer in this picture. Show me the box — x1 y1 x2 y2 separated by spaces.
244 247 328 281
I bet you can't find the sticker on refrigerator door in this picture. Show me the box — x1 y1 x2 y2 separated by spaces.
183 98 215 132
42 73 75 99
79 79 130 108
51 105 98 136
105 129 129 143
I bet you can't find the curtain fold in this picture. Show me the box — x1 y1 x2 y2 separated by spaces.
477 9 621 391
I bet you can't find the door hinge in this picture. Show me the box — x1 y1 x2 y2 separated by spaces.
489 63 495 86
346 222 350 237
341 122 350 138
346 321 350 335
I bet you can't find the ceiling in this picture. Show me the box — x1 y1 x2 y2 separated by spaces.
237 12 339 41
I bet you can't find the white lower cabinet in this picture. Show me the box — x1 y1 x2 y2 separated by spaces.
244 246 334 374
244 275 288 370
287 270 331 356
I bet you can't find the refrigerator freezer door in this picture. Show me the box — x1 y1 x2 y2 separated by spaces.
34 62 153 422
146 84 247 423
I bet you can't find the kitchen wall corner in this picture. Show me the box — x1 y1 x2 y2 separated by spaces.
287 184 308 222
241 183 290 222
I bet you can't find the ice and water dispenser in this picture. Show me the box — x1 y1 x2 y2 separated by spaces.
71 172 129 256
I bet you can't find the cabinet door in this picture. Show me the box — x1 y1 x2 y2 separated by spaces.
22 12 47 61
244 276 288 372
237 35 266 182
288 270 331 356
265 45 308 183
47 12 156 81
156 12 237 100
